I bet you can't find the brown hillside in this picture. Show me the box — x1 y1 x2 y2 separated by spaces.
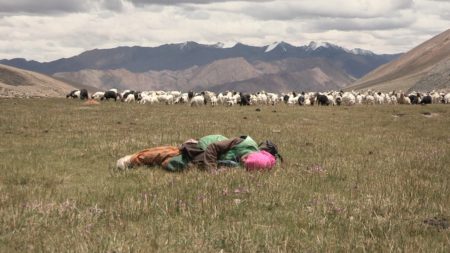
189 58 261 88
0 64 77 98
212 60 354 93
53 58 262 91
348 29 450 92
54 57 354 92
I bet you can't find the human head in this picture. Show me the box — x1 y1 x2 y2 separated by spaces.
258 140 283 162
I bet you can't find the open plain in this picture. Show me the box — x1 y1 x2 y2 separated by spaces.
0 98 449 252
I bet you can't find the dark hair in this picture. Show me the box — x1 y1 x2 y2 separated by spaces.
259 140 283 163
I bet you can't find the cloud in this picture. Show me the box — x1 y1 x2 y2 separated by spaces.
236 0 414 20
307 15 415 31
0 0 448 61
0 0 270 15
129 0 268 6
0 0 416 18
0 0 132 14
102 0 125 11
0 0 90 14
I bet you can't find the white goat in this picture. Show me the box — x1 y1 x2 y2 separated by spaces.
190 95 205 106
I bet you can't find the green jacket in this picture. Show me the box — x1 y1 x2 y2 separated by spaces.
219 136 259 162
198 135 228 150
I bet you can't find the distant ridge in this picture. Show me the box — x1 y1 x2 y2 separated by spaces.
347 29 450 92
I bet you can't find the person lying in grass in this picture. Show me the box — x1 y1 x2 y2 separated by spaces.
116 135 283 172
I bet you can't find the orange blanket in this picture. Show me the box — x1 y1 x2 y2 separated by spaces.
130 146 180 168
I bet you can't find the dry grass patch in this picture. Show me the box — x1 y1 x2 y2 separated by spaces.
0 99 449 252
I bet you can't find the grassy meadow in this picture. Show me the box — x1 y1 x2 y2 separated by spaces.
0 98 449 252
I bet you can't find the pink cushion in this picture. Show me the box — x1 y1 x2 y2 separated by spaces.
243 150 276 171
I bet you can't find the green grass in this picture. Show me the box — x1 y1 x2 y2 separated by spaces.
0 98 449 252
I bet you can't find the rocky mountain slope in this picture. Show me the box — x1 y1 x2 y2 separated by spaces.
0 64 77 98
348 29 450 92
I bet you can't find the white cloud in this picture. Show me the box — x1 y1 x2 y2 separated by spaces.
0 0 448 61
237 0 414 20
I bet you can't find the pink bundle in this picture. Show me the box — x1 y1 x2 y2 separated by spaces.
243 150 276 171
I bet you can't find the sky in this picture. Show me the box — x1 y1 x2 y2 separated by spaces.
0 0 449 62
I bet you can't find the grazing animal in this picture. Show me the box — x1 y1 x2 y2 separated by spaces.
102 90 121 101
327 94 335 105
239 93 251 106
309 96 316 106
256 92 269 105
398 93 411 104
217 93 227 105
79 89 88 100
190 95 206 107
335 96 342 106
169 91 181 97
188 91 195 101
120 90 131 98
420 95 432 105
210 95 218 107
287 94 300 105
122 91 141 103
298 96 305 105
389 94 398 104
374 93 384 104
202 91 216 105
122 91 135 101
250 95 258 105
140 94 158 104
175 93 189 104
430 92 441 104
124 94 136 103
409 94 420 104
267 93 279 105
444 93 450 104
364 95 375 105
158 94 174 105
315 93 330 106
341 92 356 106
66 90 81 99
91 91 105 100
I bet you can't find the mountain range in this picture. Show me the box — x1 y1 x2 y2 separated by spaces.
1 41 400 93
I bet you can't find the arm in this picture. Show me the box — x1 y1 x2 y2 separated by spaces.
203 137 243 170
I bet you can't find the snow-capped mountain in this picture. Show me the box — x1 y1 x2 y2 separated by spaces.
265 42 289 53
305 41 376 56
350 48 375 56
0 41 400 87
306 41 337 51
211 42 225 48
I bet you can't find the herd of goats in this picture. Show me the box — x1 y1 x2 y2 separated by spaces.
66 88 450 106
